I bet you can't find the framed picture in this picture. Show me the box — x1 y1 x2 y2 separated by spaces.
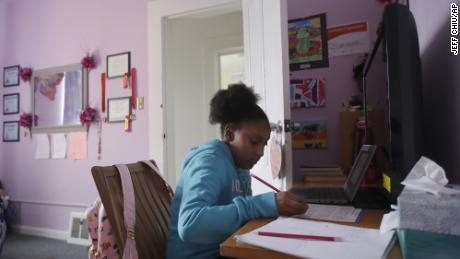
3 93 20 114
290 78 326 108
107 96 131 123
3 121 20 142
3 65 20 87
292 120 327 149
288 13 329 70
106 52 131 79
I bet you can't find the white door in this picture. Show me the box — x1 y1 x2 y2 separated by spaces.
148 0 291 190
148 0 243 188
243 0 292 192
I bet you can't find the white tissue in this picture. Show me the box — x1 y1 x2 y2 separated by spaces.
379 210 399 234
401 156 460 196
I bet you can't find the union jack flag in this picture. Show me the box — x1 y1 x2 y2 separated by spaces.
290 78 326 108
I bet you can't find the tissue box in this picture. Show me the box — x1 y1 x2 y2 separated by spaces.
398 185 460 236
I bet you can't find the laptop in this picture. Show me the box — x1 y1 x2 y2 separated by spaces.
291 144 377 204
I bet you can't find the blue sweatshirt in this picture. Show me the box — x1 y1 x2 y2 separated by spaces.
166 140 278 259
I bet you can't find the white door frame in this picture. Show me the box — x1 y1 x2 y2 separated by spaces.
147 0 241 187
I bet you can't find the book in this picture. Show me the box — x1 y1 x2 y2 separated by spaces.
303 175 346 187
299 166 343 176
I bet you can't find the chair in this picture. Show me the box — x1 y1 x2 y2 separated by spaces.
91 160 173 259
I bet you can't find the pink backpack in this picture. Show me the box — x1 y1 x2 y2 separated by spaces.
86 198 120 259
86 160 173 259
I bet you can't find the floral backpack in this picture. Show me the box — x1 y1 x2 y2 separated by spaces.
86 198 119 259
86 160 173 259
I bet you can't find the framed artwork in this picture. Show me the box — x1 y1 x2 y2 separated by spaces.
106 52 131 79
3 93 20 114
107 96 131 123
288 13 329 70
290 78 326 108
292 120 327 149
3 65 20 87
3 121 20 142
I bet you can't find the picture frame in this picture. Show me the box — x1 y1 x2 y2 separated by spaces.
292 120 327 149
3 65 20 87
3 121 20 142
3 93 20 114
290 78 326 108
106 52 131 79
107 96 131 123
288 13 329 70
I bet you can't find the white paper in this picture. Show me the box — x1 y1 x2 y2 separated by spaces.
34 134 50 159
51 134 67 159
401 156 460 195
328 22 370 57
295 204 362 223
379 210 399 234
236 217 393 259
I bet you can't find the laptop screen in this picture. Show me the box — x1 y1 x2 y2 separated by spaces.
343 145 377 200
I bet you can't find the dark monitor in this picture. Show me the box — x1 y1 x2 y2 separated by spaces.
363 3 423 203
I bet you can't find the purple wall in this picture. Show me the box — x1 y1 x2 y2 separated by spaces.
287 0 386 181
411 0 460 184
0 2 6 181
0 0 149 231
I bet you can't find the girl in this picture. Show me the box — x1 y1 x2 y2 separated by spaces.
166 84 308 259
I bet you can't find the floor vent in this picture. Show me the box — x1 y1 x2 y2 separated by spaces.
67 212 91 246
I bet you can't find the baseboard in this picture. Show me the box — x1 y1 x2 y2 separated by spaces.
11 224 68 241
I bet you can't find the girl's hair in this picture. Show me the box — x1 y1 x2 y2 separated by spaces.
209 83 269 134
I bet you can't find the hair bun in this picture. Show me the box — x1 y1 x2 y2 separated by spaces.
209 83 266 129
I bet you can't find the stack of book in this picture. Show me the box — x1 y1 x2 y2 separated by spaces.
300 166 343 176
299 166 345 187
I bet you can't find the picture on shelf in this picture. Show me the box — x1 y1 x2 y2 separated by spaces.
290 78 326 108
288 13 328 70
292 120 327 149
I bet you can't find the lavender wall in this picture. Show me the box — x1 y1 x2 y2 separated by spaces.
0 0 149 232
411 0 460 184
287 0 386 181
0 2 6 181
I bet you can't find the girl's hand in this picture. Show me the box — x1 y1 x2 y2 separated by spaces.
275 192 309 216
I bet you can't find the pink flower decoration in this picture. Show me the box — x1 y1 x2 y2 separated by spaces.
19 112 38 128
19 67 33 82
81 54 96 70
80 106 98 125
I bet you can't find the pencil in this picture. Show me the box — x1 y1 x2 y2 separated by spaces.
250 174 281 192
258 231 339 241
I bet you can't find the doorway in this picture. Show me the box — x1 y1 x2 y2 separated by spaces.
164 8 243 187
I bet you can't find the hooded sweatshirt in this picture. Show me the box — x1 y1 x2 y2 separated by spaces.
166 140 278 259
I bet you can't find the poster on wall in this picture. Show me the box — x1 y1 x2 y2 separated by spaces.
290 78 326 108
292 120 327 149
288 13 329 70
327 21 370 57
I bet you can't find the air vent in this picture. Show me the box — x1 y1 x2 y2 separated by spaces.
67 212 91 246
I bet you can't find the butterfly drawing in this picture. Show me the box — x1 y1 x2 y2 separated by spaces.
34 72 64 101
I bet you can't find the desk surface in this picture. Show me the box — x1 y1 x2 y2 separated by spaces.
220 209 402 259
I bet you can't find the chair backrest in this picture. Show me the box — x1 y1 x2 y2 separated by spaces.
91 160 172 259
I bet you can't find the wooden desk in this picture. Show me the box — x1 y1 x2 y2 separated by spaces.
220 209 402 259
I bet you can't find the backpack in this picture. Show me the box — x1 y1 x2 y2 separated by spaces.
86 160 173 259
86 198 120 259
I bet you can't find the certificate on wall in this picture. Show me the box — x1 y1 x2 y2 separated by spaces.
106 52 131 79
3 65 20 87
3 93 20 114
3 121 20 142
327 21 370 57
107 97 131 122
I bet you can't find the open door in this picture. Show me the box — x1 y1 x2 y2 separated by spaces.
243 0 292 192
